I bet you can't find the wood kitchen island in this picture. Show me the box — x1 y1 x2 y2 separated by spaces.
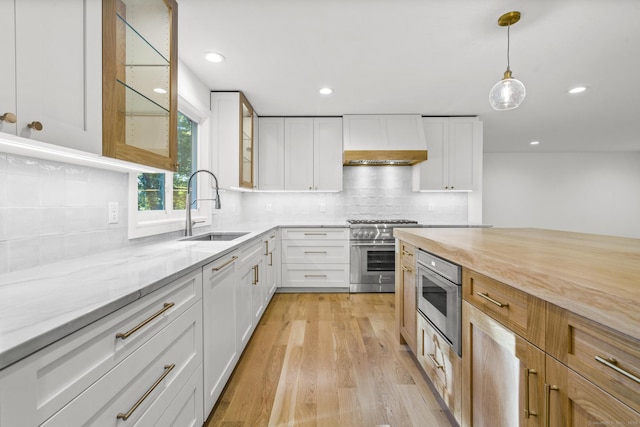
393 227 640 427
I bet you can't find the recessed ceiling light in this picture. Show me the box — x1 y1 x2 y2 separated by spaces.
153 88 167 94
319 87 333 95
205 52 225 63
530 141 540 145
569 86 587 94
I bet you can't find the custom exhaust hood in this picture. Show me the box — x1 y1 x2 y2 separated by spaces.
342 115 428 166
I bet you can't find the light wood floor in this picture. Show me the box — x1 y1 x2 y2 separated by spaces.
205 293 454 427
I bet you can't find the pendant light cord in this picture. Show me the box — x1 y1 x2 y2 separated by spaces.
506 24 511 72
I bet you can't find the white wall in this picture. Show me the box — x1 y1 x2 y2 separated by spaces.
483 152 640 238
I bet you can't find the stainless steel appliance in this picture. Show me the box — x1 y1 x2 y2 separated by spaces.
417 249 462 356
348 219 419 293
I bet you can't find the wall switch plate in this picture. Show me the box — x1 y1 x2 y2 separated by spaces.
266 203 272 212
319 203 326 213
428 204 435 212
108 202 119 224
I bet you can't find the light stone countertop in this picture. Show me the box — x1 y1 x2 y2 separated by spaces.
0 225 279 371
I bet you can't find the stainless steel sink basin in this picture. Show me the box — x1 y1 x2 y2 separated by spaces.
183 232 249 242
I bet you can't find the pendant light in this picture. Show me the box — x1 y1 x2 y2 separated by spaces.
489 11 526 110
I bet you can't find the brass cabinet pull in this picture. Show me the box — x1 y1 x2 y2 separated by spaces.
477 292 509 308
116 364 175 420
304 274 327 278
524 368 538 418
595 355 640 384
115 302 175 339
544 383 560 427
427 353 444 370
305 251 327 254
27 121 43 131
401 250 413 257
252 265 258 285
0 112 17 123
211 255 238 272
304 232 327 236
402 265 414 273
268 251 273 266
264 240 269 255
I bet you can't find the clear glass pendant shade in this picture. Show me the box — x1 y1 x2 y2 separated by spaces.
489 71 526 110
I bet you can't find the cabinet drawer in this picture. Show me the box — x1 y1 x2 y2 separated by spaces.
281 227 349 240
43 302 203 426
399 241 416 266
281 241 349 264
463 269 545 348
547 305 640 412
8 269 202 425
417 314 461 424
281 264 349 288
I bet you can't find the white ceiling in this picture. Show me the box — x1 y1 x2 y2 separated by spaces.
177 0 640 153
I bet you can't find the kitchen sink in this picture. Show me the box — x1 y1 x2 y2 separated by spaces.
182 231 250 242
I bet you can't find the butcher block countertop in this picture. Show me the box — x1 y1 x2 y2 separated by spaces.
393 227 640 342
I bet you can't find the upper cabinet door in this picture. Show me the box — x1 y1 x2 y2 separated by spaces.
3 0 102 153
102 0 178 171
0 0 17 136
258 117 285 191
239 93 255 189
313 118 343 191
284 118 314 190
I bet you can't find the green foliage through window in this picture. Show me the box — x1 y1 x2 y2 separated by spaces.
137 112 198 211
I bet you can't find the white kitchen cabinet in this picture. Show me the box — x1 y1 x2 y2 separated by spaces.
236 239 264 352
413 117 483 191
263 230 279 301
203 251 239 416
262 117 342 191
343 115 426 150
280 227 350 290
0 269 202 426
211 92 257 189
0 0 102 153
258 117 285 190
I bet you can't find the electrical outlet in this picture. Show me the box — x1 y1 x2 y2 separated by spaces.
266 203 272 212
108 202 119 224
319 203 326 213
428 203 435 212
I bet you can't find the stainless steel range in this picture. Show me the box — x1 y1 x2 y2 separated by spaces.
348 219 419 293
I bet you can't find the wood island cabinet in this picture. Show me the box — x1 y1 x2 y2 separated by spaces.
396 240 417 354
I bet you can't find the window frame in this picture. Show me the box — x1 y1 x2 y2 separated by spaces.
127 94 212 239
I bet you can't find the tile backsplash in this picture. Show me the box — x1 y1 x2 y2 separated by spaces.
1 155 468 273
0 153 129 273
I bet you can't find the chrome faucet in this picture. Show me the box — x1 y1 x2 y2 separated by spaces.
185 169 221 236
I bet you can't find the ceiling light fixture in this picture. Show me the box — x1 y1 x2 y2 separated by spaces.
205 52 225 63
569 86 587 94
489 11 526 111
319 87 333 95
530 141 540 145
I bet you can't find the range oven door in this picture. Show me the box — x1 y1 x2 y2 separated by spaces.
417 262 461 356
350 242 395 292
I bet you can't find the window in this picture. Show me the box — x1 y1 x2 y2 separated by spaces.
128 99 211 239
137 112 198 212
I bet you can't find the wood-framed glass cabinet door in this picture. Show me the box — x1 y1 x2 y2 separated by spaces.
239 92 254 188
102 0 178 171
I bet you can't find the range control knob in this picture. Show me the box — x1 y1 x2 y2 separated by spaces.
368 231 375 238
352 231 358 238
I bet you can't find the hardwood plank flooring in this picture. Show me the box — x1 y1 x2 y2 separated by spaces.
205 293 454 427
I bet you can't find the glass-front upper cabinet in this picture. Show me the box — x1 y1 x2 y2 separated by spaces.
240 93 254 189
102 0 178 171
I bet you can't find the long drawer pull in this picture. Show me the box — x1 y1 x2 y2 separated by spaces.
544 383 559 427
524 368 538 418
305 251 328 254
304 232 327 236
477 292 509 308
212 255 238 272
427 353 444 370
116 302 175 339
269 251 273 266
116 364 175 420
595 356 640 384
402 265 414 273
305 274 327 278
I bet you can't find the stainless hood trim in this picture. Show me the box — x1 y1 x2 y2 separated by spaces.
343 150 428 166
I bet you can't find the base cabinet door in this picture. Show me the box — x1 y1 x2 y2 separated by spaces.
396 240 417 353
203 251 239 416
462 301 545 427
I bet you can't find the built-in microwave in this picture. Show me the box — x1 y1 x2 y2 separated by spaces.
416 250 462 356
